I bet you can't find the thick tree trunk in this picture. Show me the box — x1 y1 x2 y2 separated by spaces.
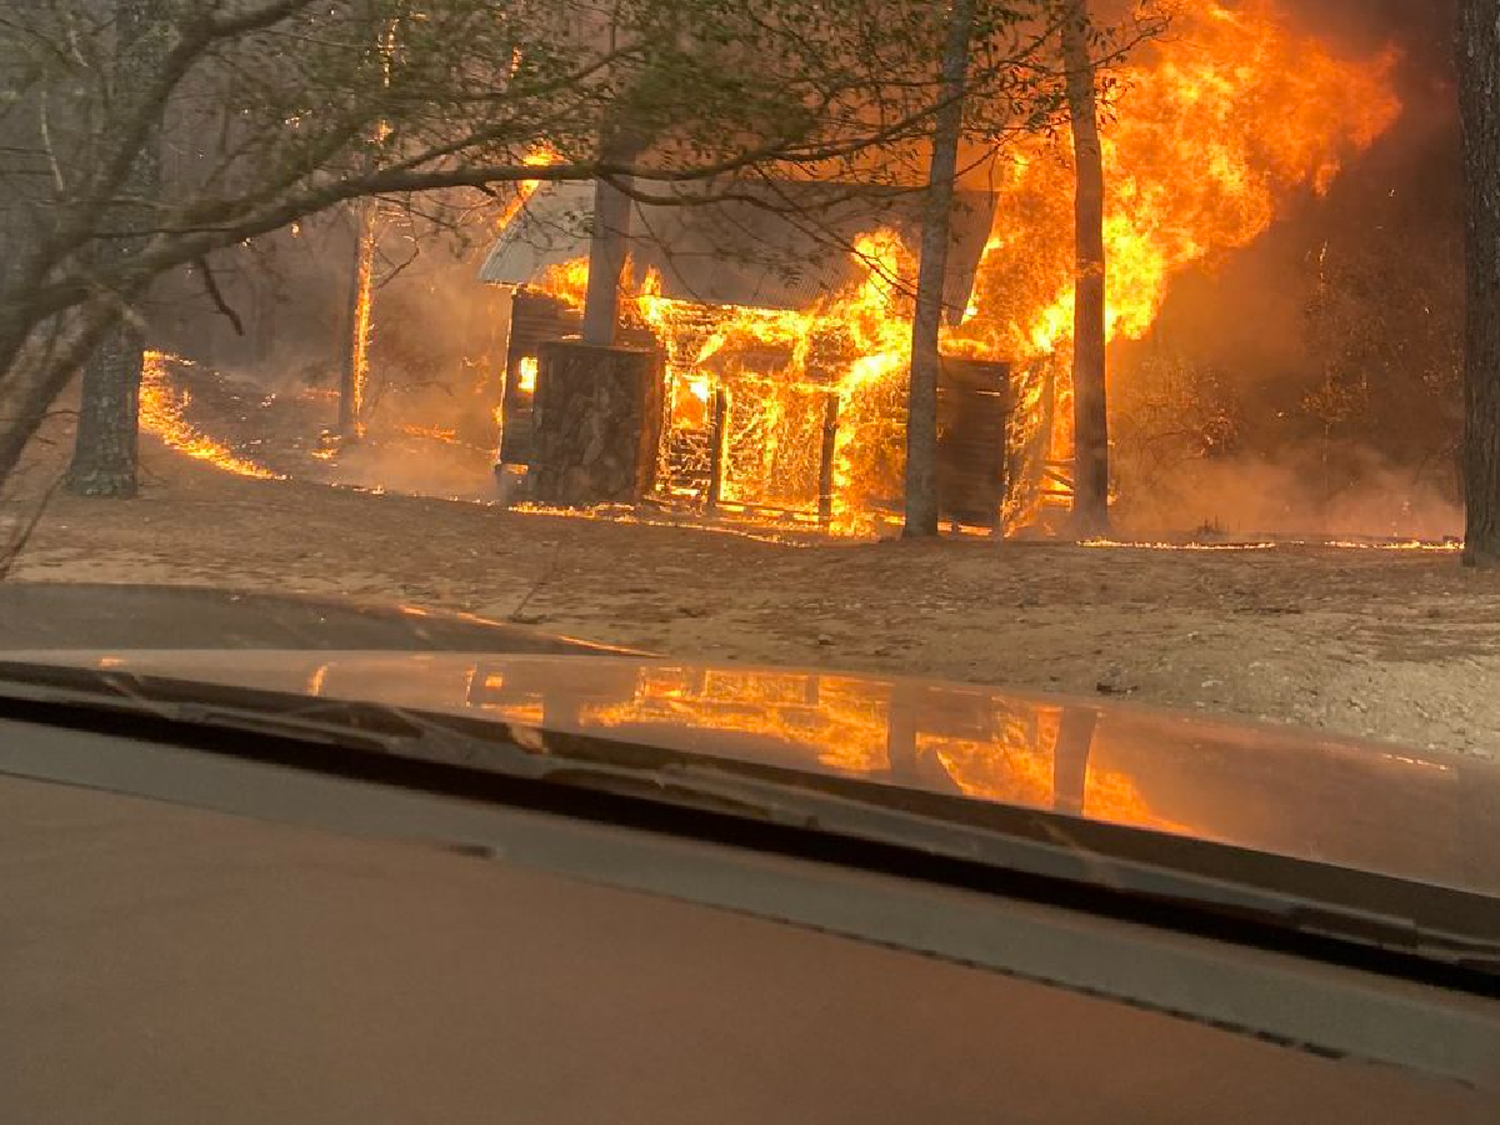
529 340 663 506
581 127 642 348
66 322 145 496
1458 0 1500 567
905 0 975 539
581 175 634 347
64 0 165 499
0 309 117 492
1063 1 1110 537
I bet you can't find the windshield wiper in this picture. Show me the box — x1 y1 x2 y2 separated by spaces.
1 658 1498 987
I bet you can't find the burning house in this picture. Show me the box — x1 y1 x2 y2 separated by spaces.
480 181 1028 534
464 0 1415 541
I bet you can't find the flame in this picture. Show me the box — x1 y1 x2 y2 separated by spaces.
617 233 914 531
516 355 538 394
500 0 1400 535
944 0 1401 501
533 256 591 308
138 352 283 479
495 145 561 233
348 217 377 436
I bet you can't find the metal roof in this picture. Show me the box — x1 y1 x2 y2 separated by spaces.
479 179 996 319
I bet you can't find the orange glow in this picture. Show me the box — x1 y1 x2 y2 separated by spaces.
349 217 377 436
495 145 561 233
400 424 459 444
568 665 1180 829
138 352 283 479
533 256 591 309
1085 538 1463 553
951 1 1401 364
500 0 1400 534
516 355 538 394
944 0 1401 509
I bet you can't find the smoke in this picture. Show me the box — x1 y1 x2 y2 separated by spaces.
153 196 510 502
1109 0 1464 540
1114 450 1463 540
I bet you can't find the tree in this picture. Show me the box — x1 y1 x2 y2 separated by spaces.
1062 0 1108 536
63 0 167 497
904 0 977 538
1458 0 1500 566
338 200 379 439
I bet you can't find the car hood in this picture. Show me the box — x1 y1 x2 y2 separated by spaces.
11 645 1500 899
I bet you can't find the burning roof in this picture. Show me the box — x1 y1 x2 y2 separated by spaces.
479 179 996 321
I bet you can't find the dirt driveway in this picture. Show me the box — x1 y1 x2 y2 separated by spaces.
7 442 1500 759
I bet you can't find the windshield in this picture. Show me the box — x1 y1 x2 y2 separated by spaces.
1 1 1496 917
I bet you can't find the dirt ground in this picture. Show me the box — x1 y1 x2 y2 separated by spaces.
6 437 1500 761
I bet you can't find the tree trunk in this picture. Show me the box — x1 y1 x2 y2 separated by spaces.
529 340 663 505
339 204 377 439
66 322 146 496
0 308 118 493
64 0 166 499
1458 0 1500 567
904 0 975 539
1063 0 1110 537
581 138 637 347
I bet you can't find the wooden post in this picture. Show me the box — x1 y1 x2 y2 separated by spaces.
706 385 729 515
818 392 840 527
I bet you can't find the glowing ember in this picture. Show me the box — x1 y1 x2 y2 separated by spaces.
138 352 283 480
1083 538 1279 552
348 219 377 436
400 424 460 444
1084 539 1464 553
516 355 538 394
1324 540 1465 553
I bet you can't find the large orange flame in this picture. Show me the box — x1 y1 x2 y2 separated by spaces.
509 0 1401 534
947 0 1402 364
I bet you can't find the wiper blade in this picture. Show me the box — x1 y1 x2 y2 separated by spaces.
2 658 1497 979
